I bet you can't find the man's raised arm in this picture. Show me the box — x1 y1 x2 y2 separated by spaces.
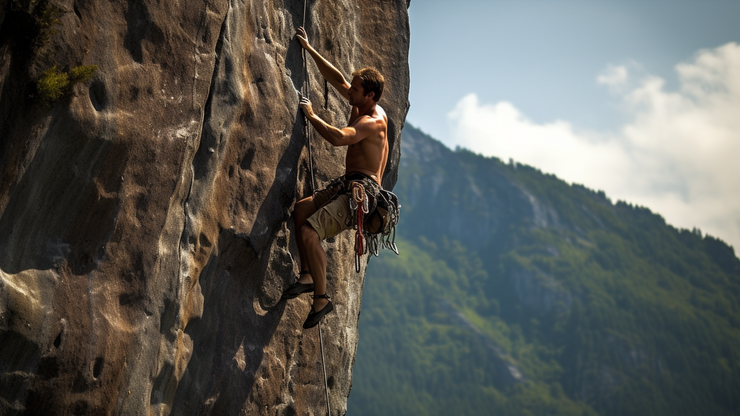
296 27 350 100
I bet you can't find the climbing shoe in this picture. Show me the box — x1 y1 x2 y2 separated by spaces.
282 281 315 299
282 271 315 299
303 294 333 329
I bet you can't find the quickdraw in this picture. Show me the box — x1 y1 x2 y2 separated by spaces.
366 189 400 256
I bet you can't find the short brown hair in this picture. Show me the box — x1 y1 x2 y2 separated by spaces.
352 67 385 102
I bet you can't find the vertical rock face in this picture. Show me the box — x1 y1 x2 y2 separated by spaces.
0 0 409 414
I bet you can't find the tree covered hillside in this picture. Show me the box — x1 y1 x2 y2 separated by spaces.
348 125 740 416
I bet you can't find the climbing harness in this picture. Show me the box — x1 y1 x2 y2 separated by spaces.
313 173 402 272
342 175 401 271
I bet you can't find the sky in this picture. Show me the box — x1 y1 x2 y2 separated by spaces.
405 0 740 252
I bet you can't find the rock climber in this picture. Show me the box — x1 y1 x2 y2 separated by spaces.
282 26 389 329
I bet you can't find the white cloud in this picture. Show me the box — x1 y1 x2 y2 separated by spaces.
597 64 629 89
447 42 740 251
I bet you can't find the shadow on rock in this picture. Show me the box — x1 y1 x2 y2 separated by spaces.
171 228 288 415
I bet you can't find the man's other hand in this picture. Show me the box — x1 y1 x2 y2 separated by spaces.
300 96 315 118
296 26 311 50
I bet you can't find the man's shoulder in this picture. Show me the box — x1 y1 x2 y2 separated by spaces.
353 108 387 127
375 104 387 117
373 105 388 127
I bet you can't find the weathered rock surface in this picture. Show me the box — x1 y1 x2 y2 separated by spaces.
0 0 409 414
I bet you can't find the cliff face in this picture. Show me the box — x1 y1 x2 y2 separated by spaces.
0 0 410 414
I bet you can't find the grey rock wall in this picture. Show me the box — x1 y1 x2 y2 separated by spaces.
0 0 409 414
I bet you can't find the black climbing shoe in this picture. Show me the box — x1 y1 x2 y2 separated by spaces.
282 282 315 299
282 271 314 300
303 294 333 329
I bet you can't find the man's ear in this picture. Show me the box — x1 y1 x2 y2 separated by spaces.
366 91 375 101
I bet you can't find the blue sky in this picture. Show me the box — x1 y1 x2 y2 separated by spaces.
405 0 740 251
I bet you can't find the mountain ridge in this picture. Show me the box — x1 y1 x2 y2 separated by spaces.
349 124 740 416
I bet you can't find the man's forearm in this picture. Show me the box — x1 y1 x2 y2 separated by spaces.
305 45 347 89
306 114 344 146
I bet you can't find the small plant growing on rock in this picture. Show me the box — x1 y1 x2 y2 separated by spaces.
36 64 98 105
69 65 97 84
36 65 68 104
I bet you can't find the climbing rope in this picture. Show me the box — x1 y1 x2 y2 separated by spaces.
302 0 316 195
301 1 330 415
350 182 370 272
318 322 331 416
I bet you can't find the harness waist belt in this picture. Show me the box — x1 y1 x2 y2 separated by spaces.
344 171 379 185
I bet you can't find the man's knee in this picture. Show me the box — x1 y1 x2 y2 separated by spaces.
300 223 319 245
294 198 316 223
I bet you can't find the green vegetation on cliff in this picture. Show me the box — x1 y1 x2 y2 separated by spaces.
36 64 97 105
348 125 740 416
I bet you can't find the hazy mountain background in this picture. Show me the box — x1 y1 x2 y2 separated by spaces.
347 125 740 416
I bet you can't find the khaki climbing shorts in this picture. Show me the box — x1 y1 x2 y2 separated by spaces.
307 186 352 240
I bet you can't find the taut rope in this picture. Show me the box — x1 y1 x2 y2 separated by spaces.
302 0 316 196
301 1 330 415
318 322 331 416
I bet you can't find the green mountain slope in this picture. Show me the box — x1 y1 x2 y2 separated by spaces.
348 125 740 416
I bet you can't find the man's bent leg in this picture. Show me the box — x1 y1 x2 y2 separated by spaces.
300 223 329 312
294 196 317 283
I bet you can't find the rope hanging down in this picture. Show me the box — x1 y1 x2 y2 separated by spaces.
318 322 331 416
302 0 316 196
301 2 331 415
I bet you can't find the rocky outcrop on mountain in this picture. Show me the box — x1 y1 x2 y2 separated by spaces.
399 126 556 249
437 299 525 387
510 265 572 313
0 0 409 414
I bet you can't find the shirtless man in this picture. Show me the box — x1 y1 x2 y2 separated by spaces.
282 27 389 329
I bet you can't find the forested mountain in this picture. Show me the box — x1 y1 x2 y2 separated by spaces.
348 125 740 416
